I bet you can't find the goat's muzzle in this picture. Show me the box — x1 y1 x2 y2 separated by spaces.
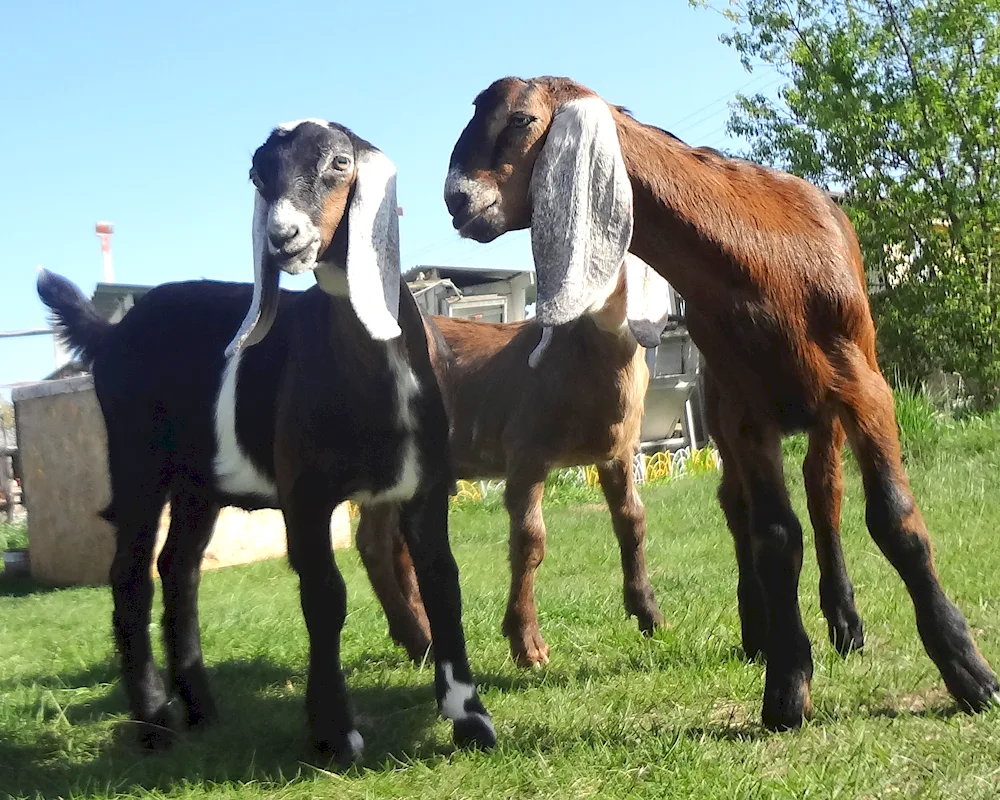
444 170 503 242
266 199 322 275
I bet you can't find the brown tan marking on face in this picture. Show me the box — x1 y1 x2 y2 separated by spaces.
317 166 356 259
445 77 596 239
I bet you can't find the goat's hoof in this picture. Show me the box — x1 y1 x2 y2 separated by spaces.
636 608 666 636
392 630 433 663
452 713 496 751
626 587 665 635
314 729 365 764
828 615 865 657
761 671 812 732
136 718 177 752
508 630 550 669
407 643 434 663
944 657 1000 714
185 702 219 730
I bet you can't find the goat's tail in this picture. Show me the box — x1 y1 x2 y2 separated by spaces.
35 269 112 368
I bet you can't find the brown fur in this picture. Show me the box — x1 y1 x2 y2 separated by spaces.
357 270 665 666
317 177 354 255
444 76 998 729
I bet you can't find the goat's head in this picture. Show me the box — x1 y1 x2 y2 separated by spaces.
446 78 670 354
227 120 401 356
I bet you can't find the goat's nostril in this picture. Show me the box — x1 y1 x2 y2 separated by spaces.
269 225 299 249
446 191 471 219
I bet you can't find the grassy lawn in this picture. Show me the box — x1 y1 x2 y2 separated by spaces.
2 409 1000 798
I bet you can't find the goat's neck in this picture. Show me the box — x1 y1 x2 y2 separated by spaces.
613 111 748 304
313 268 418 371
582 269 633 344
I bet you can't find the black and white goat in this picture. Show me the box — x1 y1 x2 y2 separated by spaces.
38 119 495 760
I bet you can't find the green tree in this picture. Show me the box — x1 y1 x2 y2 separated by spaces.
705 0 1000 408
0 399 13 431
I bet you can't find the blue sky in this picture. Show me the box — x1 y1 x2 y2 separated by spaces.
0 0 781 395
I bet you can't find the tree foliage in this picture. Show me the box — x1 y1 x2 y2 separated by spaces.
710 0 1000 407
0 400 13 431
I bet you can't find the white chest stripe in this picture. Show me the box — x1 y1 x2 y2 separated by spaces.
352 342 422 505
213 351 279 502
215 342 422 506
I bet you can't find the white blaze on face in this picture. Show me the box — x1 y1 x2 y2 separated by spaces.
267 199 312 248
266 198 321 276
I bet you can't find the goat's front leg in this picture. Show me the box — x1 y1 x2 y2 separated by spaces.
720 407 814 730
399 480 495 751
705 371 767 660
804 417 864 656
157 489 221 729
284 478 360 762
357 504 431 660
596 457 665 635
501 469 550 668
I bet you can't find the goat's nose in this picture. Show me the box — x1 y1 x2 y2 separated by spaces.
269 224 299 249
445 190 471 219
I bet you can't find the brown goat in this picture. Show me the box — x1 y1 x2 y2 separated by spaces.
357 257 668 667
443 76 998 730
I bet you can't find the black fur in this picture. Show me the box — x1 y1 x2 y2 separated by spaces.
36 270 112 366
38 270 495 758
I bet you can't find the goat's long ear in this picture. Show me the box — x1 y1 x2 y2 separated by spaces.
530 96 633 328
346 150 402 340
624 253 673 348
226 190 282 358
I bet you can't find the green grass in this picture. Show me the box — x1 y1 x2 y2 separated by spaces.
2 410 1000 798
0 521 27 557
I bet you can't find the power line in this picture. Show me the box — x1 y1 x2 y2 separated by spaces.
669 67 778 131
682 74 786 142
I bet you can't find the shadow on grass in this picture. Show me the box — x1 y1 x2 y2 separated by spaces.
0 657 461 799
674 698 966 745
0 571 60 597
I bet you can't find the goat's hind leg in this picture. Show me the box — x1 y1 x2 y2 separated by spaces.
838 353 998 711
157 488 221 729
356 504 432 661
804 417 864 655
400 480 495 750
596 457 665 635
107 488 172 750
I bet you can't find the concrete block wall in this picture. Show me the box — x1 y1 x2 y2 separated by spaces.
13 376 351 587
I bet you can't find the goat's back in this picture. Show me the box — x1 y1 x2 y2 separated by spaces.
91 280 296 505
430 315 647 476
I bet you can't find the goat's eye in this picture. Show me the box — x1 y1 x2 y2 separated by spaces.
331 154 351 171
509 113 534 129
